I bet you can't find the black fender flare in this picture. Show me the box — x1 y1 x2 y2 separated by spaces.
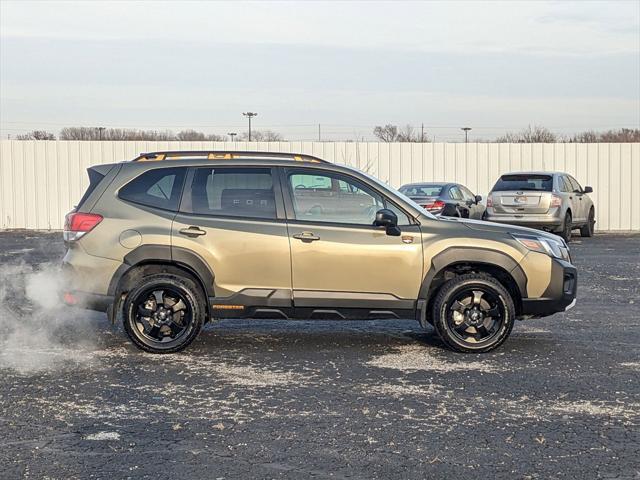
419 246 528 300
107 244 215 297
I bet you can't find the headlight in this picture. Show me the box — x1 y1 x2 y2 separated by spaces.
512 234 570 261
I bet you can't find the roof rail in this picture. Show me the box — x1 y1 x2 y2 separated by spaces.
132 151 329 164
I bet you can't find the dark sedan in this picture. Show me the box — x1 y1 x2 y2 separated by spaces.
399 182 486 219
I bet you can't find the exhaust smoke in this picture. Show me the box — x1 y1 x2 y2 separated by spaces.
0 262 102 373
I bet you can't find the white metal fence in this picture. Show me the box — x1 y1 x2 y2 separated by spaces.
1 140 638 231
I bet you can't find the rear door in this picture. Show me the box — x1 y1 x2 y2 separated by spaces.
567 175 586 222
282 167 423 311
172 166 292 304
490 174 554 215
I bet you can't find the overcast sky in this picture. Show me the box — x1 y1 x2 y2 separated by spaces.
1 0 639 141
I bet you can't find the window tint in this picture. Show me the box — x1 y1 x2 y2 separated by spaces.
449 186 463 200
492 174 553 192
289 171 384 225
385 201 412 226
119 167 186 211
568 176 582 192
187 168 276 219
399 185 443 197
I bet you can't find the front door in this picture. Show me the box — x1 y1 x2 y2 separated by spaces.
172 166 292 308
282 168 423 312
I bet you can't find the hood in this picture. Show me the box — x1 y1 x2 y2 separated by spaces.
437 216 565 243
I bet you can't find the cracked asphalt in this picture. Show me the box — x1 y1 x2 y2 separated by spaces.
0 231 638 479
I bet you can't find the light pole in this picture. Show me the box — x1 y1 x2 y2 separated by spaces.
228 132 237 142
461 127 472 143
242 112 258 141
97 126 106 140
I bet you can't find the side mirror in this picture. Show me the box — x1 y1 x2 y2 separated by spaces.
374 209 401 236
475 195 483 203
583 186 593 194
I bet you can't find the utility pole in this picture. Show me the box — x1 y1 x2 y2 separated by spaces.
97 126 106 140
421 123 424 143
228 132 237 142
242 112 258 141
318 124 321 142
461 127 472 143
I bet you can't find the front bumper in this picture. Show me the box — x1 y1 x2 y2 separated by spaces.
520 258 577 317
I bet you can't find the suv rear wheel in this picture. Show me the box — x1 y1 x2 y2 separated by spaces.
432 273 515 353
123 274 205 353
560 212 572 243
580 208 595 237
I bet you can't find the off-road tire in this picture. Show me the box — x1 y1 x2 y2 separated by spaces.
560 212 572 243
432 273 515 353
580 208 595 237
123 273 205 354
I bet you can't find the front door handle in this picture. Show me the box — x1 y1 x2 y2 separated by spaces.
292 232 320 242
179 226 206 237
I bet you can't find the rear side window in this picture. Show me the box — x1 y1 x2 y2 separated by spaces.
449 186 464 200
119 167 186 211
186 168 276 219
492 174 553 192
77 168 106 209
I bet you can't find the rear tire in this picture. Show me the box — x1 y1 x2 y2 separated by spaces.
123 273 205 353
431 274 515 353
560 212 572 243
580 208 595 237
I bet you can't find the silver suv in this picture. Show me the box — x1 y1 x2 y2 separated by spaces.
485 172 595 242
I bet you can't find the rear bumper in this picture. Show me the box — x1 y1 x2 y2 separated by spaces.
63 290 113 312
485 213 562 229
520 258 577 317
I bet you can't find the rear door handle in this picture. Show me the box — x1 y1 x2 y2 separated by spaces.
292 232 320 242
179 226 206 237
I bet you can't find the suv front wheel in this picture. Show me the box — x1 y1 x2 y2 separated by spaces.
123 273 205 353
432 274 515 353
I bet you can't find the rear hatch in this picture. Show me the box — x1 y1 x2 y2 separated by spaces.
490 174 553 214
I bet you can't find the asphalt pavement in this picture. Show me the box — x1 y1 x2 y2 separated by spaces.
0 231 638 479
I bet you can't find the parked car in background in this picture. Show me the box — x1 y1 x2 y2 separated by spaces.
485 172 595 242
399 182 486 219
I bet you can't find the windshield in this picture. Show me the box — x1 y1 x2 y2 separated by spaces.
399 185 443 197
341 165 437 219
492 174 553 192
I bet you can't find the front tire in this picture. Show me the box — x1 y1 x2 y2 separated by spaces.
123 274 205 353
580 208 595 237
432 274 515 353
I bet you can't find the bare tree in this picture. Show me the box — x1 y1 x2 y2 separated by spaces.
569 128 640 143
59 127 178 141
495 125 557 143
206 133 226 141
239 130 285 141
373 124 399 142
396 124 421 142
176 129 206 141
16 130 56 140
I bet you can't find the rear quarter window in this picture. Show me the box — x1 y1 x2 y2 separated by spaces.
492 174 553 192
119 167 186 211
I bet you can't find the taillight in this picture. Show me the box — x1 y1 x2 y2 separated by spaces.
550 195 562 208
423 200 446 212
63 212 103 242
486 196 493 208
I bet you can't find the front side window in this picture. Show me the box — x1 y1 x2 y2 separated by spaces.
288 171 384 225
119 167 186 211
568 176 582 192
186 167 276 219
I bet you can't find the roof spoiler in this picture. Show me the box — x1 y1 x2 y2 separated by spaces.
132 151 329 164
